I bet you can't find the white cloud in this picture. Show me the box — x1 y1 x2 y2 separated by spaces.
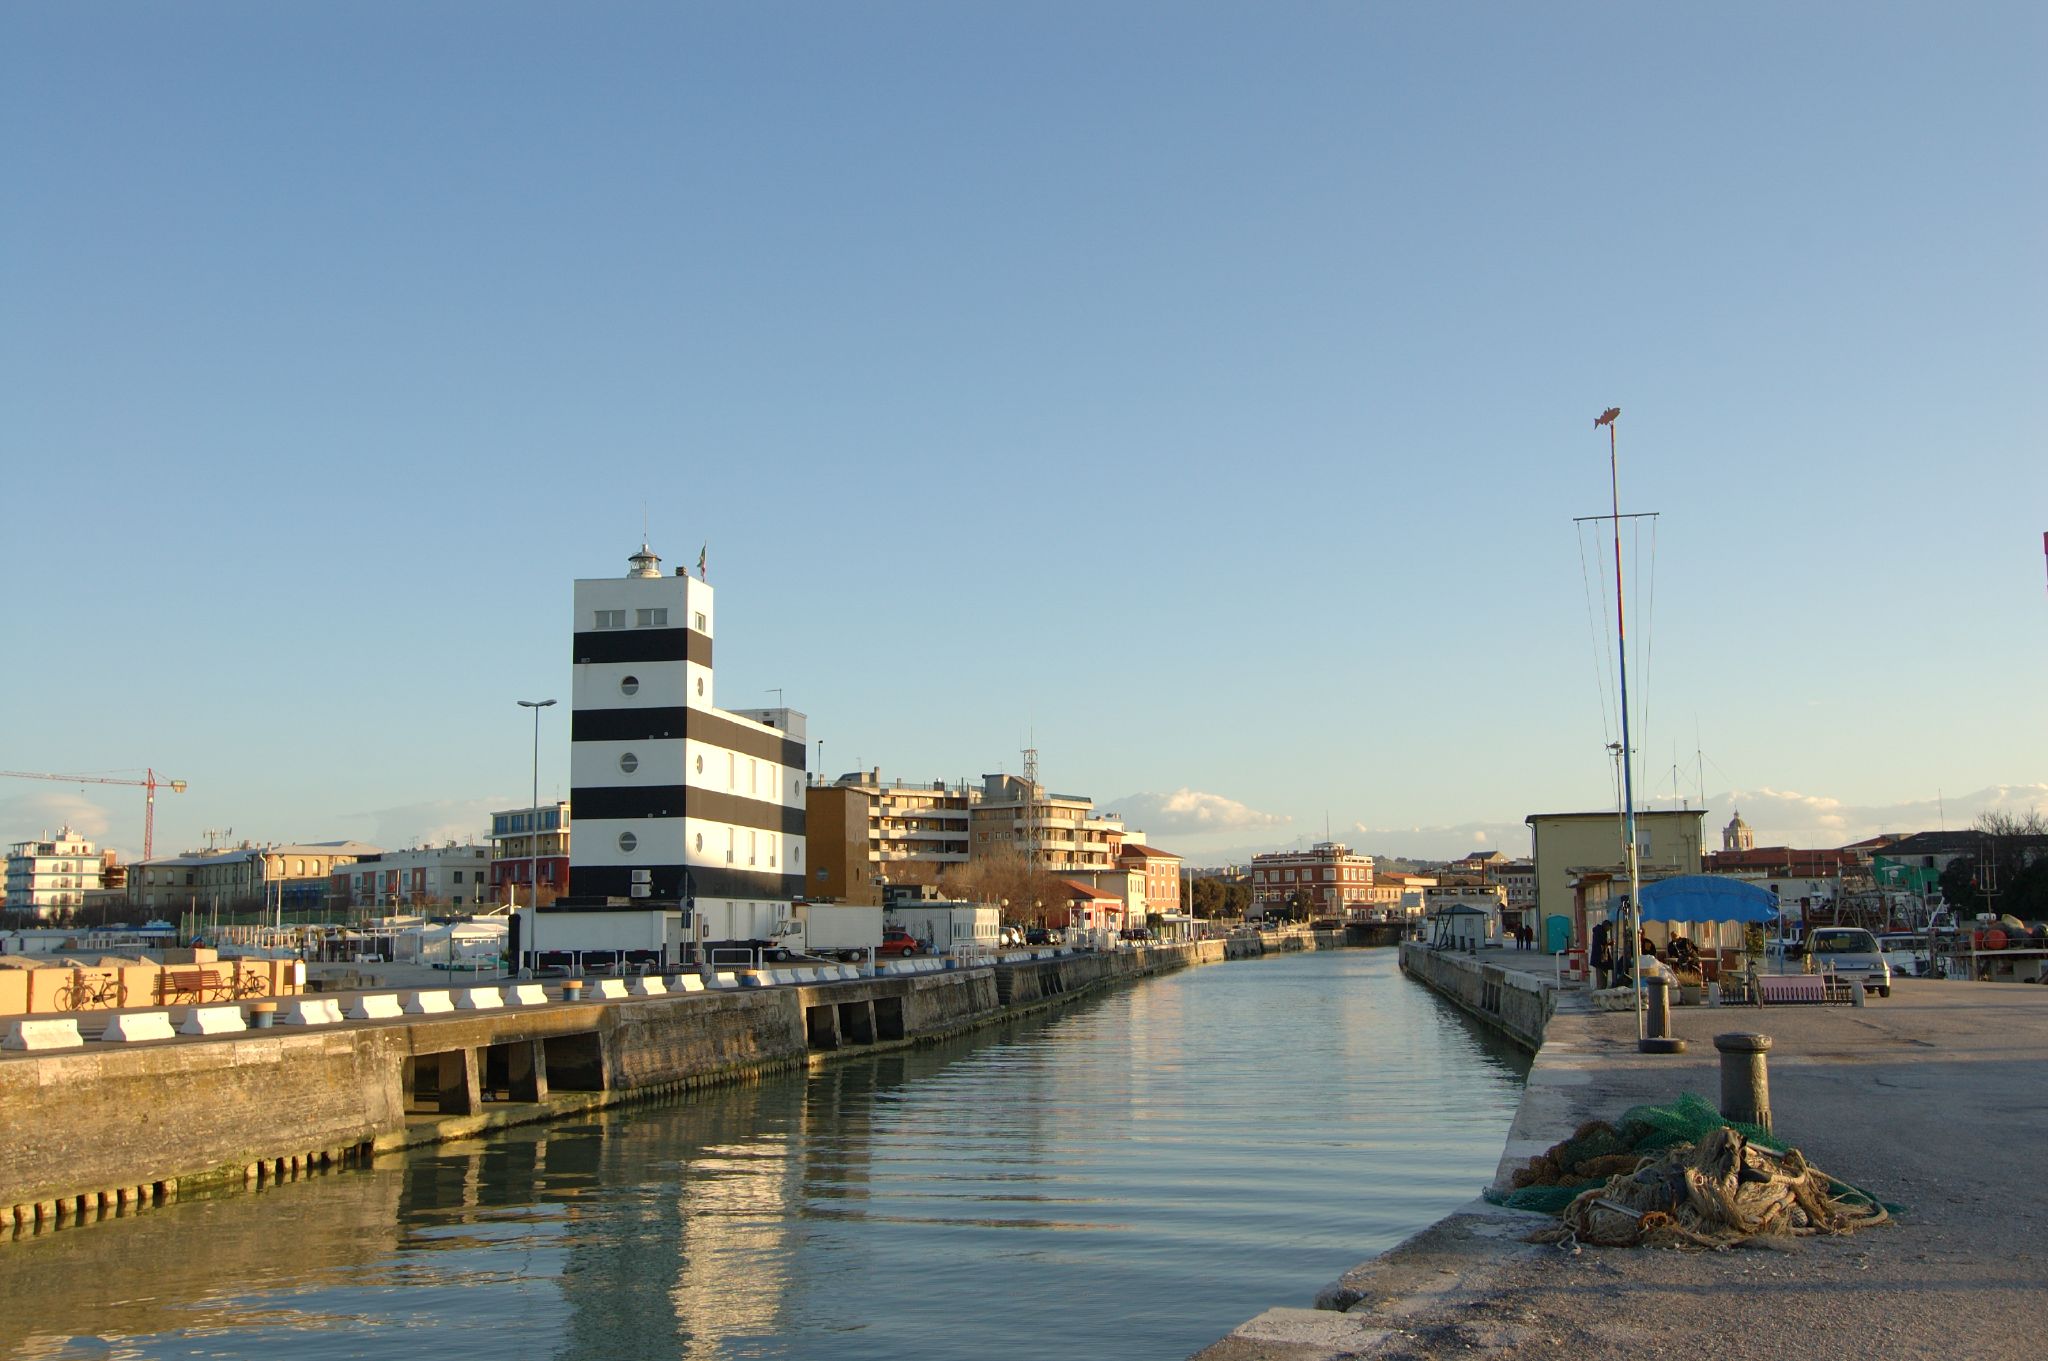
339 797 509 850
1351 819 1532 861
1722 784 2048 847
1109 788 1290 838
0 791 119 846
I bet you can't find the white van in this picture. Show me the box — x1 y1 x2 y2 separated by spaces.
1807 927 1893 997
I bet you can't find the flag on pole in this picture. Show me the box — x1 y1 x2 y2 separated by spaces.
698 543 708 581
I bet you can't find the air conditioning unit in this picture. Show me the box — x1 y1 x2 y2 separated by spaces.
630 884 651 898
631 869 651 884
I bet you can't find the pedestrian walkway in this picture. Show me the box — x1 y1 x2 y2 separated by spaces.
1201 976 2048 1360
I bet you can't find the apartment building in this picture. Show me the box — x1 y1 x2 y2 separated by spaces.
1117 842 1183 919
487 800 571 906
1248 841 1376 916
970 773 1124 871
129 840 382 914
331 843 493 910
806 772 974 904
4 827 102 918
807 768 1129 902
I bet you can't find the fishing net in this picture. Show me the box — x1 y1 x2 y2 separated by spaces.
1485 1091 1892 1248
1536 1126 1890 1249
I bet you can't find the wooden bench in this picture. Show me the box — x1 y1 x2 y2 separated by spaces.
157 969 227 1004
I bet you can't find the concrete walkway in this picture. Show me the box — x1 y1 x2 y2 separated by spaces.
1198 974 2048 1361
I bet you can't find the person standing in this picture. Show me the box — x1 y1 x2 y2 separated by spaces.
1591 918 1613 988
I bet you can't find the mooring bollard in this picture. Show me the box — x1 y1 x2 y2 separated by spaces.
1714 1031 1773 1134
1638 975 1686 1054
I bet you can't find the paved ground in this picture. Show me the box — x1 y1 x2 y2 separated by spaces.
1197 972 2048 1361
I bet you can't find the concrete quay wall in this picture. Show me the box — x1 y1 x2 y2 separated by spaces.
2 941 1226 1227
1396 942 1555 1052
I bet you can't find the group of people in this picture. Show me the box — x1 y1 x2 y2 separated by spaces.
1589 918 1696 989
1507 922 1539 950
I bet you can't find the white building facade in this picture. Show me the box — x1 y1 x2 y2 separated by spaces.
561 545 808 953
4 827 102 918
330 844 494 909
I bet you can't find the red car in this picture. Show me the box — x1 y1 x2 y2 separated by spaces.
877 929 923 958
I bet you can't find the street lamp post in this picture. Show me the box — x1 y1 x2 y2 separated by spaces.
517 700 556 933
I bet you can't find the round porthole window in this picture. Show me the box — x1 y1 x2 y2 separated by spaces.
696 677 705 697
618 832 638 853
695 754 704 774
620 675 639 695
695 832 704 851
619 752 639 774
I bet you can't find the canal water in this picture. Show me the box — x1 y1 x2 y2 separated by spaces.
0 949 1527 1361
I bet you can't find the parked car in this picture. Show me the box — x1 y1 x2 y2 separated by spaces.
1024 927 1061 946
1807 927 1892 996
1119 927 1155 942
877 929 923 958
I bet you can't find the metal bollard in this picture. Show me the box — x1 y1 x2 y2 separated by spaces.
1638 975 1686 1054
1714 1032 1773 1135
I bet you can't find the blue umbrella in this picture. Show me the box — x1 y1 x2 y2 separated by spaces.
1638 875 1779 924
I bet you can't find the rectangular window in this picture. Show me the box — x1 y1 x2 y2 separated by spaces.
636 607 668 627
595 609 625 630
452 871 463 883
694 611 707 632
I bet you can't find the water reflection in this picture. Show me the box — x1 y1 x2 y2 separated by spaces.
0 949 1525 1361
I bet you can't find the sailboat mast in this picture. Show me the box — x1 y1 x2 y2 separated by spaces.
1598 406 1645 1039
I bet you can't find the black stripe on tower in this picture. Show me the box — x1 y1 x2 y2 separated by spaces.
571 629 713 667
572 708 806 767
570 786 806 834
567 864 804 902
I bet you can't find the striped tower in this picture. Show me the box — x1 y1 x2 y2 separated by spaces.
567 545 807 949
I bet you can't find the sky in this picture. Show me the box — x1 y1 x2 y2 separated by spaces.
5 4 2044 867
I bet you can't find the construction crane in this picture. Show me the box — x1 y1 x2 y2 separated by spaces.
0 768 188 860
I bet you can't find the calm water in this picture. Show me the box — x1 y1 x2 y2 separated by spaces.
0 949 1527 1361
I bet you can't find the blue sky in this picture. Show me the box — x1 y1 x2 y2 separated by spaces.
5 4 2043 864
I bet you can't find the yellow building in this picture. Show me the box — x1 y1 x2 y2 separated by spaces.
1524 809 1705 952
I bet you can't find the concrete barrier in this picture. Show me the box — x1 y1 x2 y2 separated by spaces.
277 998 344 1026
100 1011 177 1043
347 994 404 1020
179 1006 247 1037
593 979 631 999
506 984 550 1006
5 1018 86 1050
675 975 706 993
454 987 505 1011
403 991 455 1015
710 972 739 989
627 976 668 996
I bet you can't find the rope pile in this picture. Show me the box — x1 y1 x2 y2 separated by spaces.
1529 1124 1889 1250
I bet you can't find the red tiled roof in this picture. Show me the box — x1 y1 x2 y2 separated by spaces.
1052 877 1120 900
1118 844 1179 860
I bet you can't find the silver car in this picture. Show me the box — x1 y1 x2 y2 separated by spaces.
1808 927 1893 997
